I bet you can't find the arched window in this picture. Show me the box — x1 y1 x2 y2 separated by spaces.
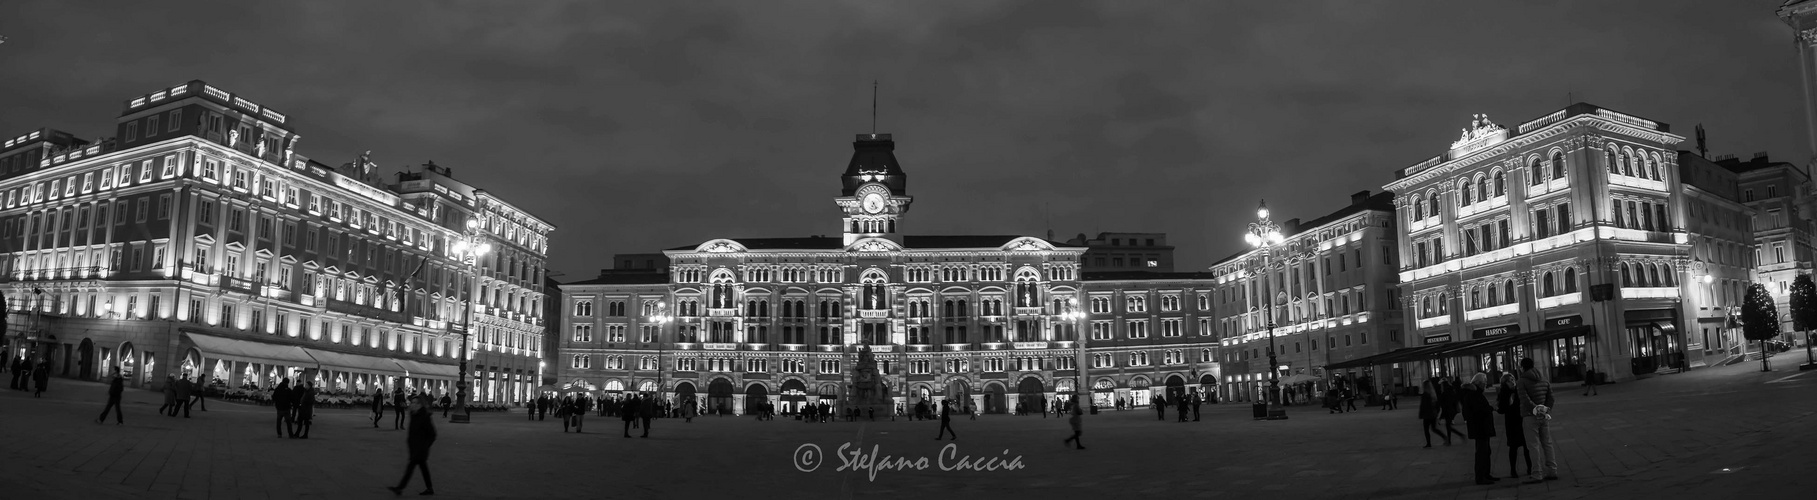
1542 272 1557 297
1649 263 1663 287
1013 268 1041 308
1494 170 1506 196
1564 268 1578 293
1664 268 1676 287
1620 263 1634 287
1477 176 1489 201
1607 150 1619 174
1422 297 1434 317
1427 193 1440 218
1460 181 1473 206
1411 195 1424 219
1503 280 1516 305
1530 159 1544 186
1552 152 1566 180
1438 293 1449 314
1643 156 1657 180
1621 151 1634 177
1486 286 1498 307
710 270 736 309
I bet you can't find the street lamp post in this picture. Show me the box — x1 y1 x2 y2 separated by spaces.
646 301 673 398
1244 200 1288 420
449 218 492 424
1062 297 1086 412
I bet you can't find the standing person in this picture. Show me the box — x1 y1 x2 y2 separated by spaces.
683 397 697 423
159 376 179 416
1061 404 1085 450
1438 375 1465 442
1515 358 1559 484
536 394 549 421
31 358 49 397
1497 373 1532 480
934 401 957 441
573 395 588 432
371 388 386 428
386 395 437 496
174 375 193 417
1344 383 1359 412
392 388 407 430
1419 377 1444 447
621 394 640 438
7 355 20 390
638 393 655 438
1191 392 1202 422
294 382 316 439
95 367 125 425
1581 369 1599 396
274 379 295 438
1175 395 1189 422
1153 395 1166 421
188 374 208 412
17 358 33 392
440 394 452 418
1461 373 1498 485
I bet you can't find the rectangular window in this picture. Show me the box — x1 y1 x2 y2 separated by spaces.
148 116 160 136
135 198 148 223
157 194 171 219
161 156 176 178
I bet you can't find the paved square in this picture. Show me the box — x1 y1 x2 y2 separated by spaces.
2 353 1814 499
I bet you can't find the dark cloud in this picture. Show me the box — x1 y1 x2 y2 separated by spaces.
0 0 1804 276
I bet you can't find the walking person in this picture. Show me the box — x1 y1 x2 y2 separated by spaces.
1192 392 1202 421
159 376 179 416
440 394 452 418
17 358 33 392
188 374 208 412
1461 373 1498 485
1516 358 1560 484
934 401 957 441
31 358 49 397
95 366 125 425
638 394 655 438
1154 396 1166 421
386 395 437 496
392 389 407 430
1419 377 1444 447
1497 373 1532 479
1581 368 1599 396
1438 375 1466 442
371 388 386 428
1175 395 1189 422
622 394 640 438
1061 404 1085 450
174 375 193 417
294 382 316 439
274 379 295 438
1344 383 1359 412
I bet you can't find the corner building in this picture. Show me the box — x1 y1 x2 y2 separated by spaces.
556 133 1220 414
0 81 552 403
1381 105 1707 385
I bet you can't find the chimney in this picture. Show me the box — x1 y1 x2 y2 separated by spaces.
1753 152 1769 161
1695 124 1708 159
1351 190 1372 206
1283 218 1301 234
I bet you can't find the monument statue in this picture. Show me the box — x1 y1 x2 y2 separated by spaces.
850 345 891 416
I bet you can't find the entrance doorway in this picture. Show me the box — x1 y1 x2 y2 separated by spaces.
1016 377 1044 415
675 381 697 415
708 378 735 415
780 379 807 414
944 380 970 412
1165 375 1186 403
78 339 95 380
745 383 767 415
984 383 1006 414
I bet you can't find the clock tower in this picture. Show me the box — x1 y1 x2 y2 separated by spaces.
838 133 913 245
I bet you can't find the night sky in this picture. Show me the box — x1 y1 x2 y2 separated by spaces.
0 1 1804 279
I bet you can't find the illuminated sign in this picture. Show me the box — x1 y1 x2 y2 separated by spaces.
1424 334 1452 345
1472 324 1519 339
1545 315 1583 329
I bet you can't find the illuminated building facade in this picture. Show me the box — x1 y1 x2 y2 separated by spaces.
556 133 1219 414
1383 105 1704 384
1714 154 1813 335
1677 151 1757 361
1063 232 1176 272
1208 191 1405 403
0 81 552 403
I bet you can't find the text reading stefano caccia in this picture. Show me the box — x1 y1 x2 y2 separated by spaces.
793 443 1027 481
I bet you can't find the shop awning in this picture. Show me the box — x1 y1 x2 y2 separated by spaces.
304 348 407 377
185 332 318 368
1324 326 1595 370
394 359 461 379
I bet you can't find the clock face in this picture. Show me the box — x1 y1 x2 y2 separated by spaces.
862 193 885 213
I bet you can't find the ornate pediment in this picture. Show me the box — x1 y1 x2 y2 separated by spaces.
1001 236 1055 252
847 237 902 253
695 239 747 254
1449 113 1508 154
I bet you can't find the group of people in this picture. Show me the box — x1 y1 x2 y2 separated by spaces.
157 374 210 418
271 378 318 439
1420 358 1560 486
527 393 594 432
1147 393 1204 422
7 355 51 396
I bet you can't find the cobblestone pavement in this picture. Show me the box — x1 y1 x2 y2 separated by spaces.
0 352 1813 500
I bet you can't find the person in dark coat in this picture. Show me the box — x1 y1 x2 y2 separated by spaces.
440 394 452 418
638 395 655 437
1461 373 1498 485
8 355 21 390
16 358 33 391
173 375 193 417
1153 395 1166 421
1191 392 1202 421
371 388 386 428
159 376 180 416
294 382 316 438
1497 372 1531 479
935 401 957 441
621 394 640 438
1438 376 1465 442
188 374 208 412
1175 395 1189 422
32 358 50 397
273 379 294 438
387 395 437 496
392 389 407 430
536 395 550 421
1062 404 1085 450
95 366 126 425
1418 377 1444 447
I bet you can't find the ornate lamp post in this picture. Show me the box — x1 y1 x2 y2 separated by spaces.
1061 297 1087 411
449 217 492 423
646 301 673 398
1243 200 1287 420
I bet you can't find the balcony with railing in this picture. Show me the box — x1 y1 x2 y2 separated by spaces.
7 266 107 281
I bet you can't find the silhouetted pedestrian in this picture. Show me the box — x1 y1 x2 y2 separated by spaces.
1516 358 1559 484
294 382 316 439
371 388 385 428
274 379 295 438
1497 373 1531 479
1419 377 1443 448
935 401 957 441
393 389 407 430
95 367 125 425
1461 373 1497 485
188 375 208 412
174 375 193 417
622 395 640 438
440 394 452 418
32 359 50 397
1061 404 1084 450
387 395 437 496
